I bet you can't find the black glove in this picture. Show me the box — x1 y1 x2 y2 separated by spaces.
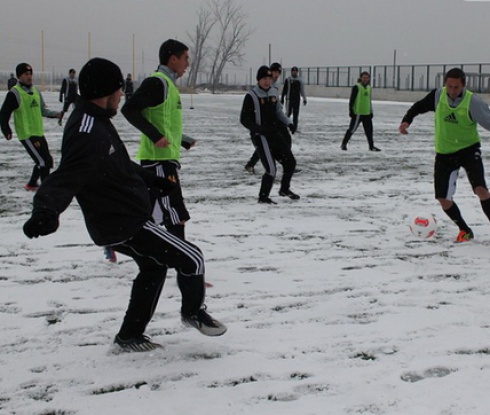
303 99 307 106
23 211 59 239
288 124 296 135
153 177 177 197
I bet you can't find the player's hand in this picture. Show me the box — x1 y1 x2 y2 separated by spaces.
303 100 307 106
23 211 59 238
399 122 410 135
155 137 170 148
288 124 296 135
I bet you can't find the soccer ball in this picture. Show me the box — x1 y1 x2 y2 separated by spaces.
409 213 437 239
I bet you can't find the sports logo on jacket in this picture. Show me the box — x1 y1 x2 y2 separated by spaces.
444 113 458 124
29 99 39 109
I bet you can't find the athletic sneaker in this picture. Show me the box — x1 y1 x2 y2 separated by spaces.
369 146 381 151
23 184 39 191
258 196 277 204
244 164 255 174
455 229 474 243
182 307 227 337
104 247 117 263
279 189 300 200
113 334 162 353
341 144 347 151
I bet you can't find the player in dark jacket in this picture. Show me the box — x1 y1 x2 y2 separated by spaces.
281 66 307 131
7 73 17 89
241 66 299 204
58 69 80 125
23 57 226 353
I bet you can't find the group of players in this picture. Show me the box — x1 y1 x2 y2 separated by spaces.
2 40 490 352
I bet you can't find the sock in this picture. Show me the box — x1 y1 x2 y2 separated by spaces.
480 198 490 222
443 202 471 232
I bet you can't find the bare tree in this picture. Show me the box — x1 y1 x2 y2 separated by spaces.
186 6 216 87
208 0 254 92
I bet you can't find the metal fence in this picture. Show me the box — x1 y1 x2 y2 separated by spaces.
284 64 490 93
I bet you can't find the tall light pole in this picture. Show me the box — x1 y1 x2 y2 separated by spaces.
88 32 92 60
132 33 136 78
393 49 397 89
41 30 45 90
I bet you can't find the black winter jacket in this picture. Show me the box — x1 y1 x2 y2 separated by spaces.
32 99 156 246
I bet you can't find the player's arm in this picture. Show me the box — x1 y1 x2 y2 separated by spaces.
121 77 167 143
468 94 490 131
399 89 437 134
0 91 18 139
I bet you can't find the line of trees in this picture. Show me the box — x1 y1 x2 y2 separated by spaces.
186 0 254 92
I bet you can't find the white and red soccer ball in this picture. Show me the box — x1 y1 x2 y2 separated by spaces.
409 213 437 239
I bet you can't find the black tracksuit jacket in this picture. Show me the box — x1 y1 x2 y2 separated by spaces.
32 99 158 246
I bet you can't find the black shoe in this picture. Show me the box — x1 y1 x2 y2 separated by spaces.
258 196 277 204
294 168 302 174
182 307 227 337
341 145 347 150
279 189 300 200
113 334 162 353
369 146 381 151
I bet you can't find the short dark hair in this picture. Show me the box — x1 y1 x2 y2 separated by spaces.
69 68 76 74
159 39 189 65
360 71 370 77
444 67 466 86
270 62 282 72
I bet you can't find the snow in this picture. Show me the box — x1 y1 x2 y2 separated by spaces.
1 91 490 415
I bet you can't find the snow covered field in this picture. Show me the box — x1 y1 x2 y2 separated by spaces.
1 91 490 415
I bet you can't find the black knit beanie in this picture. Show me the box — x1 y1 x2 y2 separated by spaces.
79 58 124 100
256 66 272 81
16 63 33 77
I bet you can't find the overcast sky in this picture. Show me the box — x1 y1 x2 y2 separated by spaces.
1 0 489 80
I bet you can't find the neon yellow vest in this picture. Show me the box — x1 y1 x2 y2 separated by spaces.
435 88 480 154
353 83 371 115
13 85 44 140
136 72 183 161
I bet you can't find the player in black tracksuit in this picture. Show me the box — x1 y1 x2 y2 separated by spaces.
241 66 299 204
244 62 295 174
58 69 80 125
23 58 226 352
281 66 307 131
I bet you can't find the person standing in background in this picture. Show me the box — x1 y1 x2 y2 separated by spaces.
0 63 62 191
341 71 380 151
124 73 134 101
7 73 17 90
281 66 307 132
58 68 79 126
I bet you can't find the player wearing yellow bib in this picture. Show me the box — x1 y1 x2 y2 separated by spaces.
341 71 380 152
399 68 490 242
0 63 62 190
122 39 196 241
